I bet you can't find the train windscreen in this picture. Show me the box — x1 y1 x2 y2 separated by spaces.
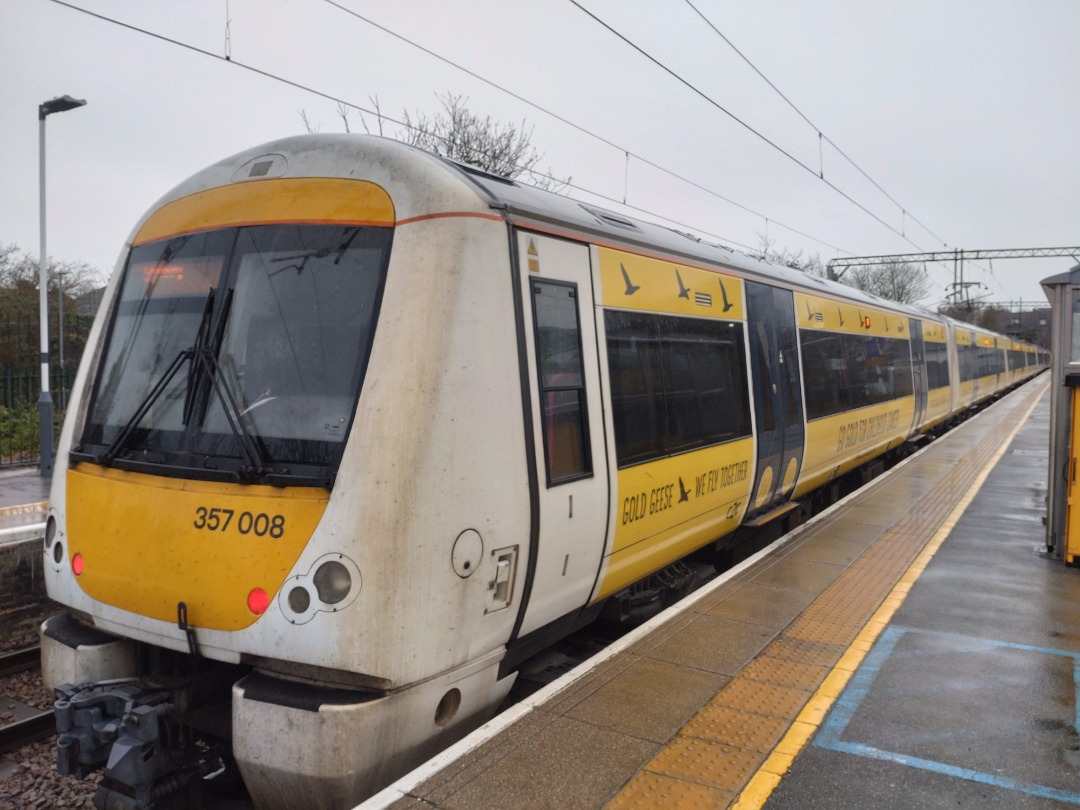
78 224 391 486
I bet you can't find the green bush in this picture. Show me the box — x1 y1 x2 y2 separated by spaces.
0 402 38 464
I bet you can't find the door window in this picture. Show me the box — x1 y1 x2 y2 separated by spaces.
532 281 591 484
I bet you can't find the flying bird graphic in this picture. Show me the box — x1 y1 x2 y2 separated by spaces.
620 263 641 296
718 279 734 312
675 269 690 299
678 477 690 503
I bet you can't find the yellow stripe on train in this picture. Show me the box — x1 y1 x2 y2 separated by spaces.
795 397 915 497
66 465 329 630
596 246 745 320
795 292 907 338
598 436 755 598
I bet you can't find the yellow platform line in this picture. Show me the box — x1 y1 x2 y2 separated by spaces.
731 383 1046 810
0 500 48 517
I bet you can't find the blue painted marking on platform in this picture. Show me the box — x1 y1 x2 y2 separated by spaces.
814 625 1080 805
1074 656 1080 744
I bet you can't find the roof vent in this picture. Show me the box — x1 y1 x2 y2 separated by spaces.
580 204 640 232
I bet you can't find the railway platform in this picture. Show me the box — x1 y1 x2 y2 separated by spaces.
363 374 1073 810
0 468 48 543
0 467 49 510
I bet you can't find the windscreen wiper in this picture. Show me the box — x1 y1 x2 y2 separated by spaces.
183 287 272 477
101 286 214 466
182 289 216 425
197 346 273 479
183 288 272 478
100 349 192 466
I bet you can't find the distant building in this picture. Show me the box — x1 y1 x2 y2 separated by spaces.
76 287 105 317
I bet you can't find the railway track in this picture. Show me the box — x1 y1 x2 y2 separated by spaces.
0 645 41 677
0 645 55 755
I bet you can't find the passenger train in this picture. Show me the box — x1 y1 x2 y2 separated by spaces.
41 134 1047 809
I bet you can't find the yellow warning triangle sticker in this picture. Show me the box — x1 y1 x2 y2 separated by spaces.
527 239 538 256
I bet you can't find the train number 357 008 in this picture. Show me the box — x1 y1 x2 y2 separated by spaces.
193 507 285 538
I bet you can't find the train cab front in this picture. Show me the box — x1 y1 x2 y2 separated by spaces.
41 177 400 808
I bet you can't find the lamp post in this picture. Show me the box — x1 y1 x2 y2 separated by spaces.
57 270 67 411
38 94 86 477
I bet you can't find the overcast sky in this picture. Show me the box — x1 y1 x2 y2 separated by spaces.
2 0 1077 309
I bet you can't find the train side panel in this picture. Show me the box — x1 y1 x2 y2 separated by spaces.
791 292 914 499
589 246 755 599
921 319 953 431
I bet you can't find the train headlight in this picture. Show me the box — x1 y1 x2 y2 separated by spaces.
278 554 361 624
313 561 351 604
44 516 56 548
288 586 311 613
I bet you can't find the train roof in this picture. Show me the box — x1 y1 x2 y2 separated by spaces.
439 147 1040 349
444 153 932 319
142 133 1039 349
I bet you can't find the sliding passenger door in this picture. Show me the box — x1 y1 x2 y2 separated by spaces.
745 282 805 516
909 318 928 432
514 232 609 639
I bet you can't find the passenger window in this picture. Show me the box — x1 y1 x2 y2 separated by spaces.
532 281 592 484
605 310 751 467
800 329 917 420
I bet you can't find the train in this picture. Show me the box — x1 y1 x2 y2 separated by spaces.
39 134 1047 810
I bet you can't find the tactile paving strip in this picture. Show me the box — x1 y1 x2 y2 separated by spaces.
385 381 1047 810
605 379 1048 808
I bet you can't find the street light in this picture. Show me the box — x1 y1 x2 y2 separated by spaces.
57 270 67 411
38 94 86 478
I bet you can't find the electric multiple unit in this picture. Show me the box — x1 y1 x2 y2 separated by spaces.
40 134 1046 810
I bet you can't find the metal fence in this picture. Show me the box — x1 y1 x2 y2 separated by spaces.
0 367 76 468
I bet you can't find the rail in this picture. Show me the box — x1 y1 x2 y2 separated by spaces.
0 645 41 677
0 645 54 755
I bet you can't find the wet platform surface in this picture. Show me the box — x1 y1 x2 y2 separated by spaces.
766 382 1079 809
0 469 49 540
0 468 50 510
365 375 1069 809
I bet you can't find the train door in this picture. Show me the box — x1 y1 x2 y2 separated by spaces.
513 232 609 639
745 282 806 517
909 318 928 431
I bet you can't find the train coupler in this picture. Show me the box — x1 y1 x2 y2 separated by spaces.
54 680 224 809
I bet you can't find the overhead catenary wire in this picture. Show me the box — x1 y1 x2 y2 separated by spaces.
679 0 1010 291
567 0 928 254
321 0 847 256
43 1 545 188
575 0 998 294
42 0 764 258
682 0 949 250
46 0 849 259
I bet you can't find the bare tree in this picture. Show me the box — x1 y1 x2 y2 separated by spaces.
300 93 569 191
841 261 930 305
0 242 105 371
298 109 320 134
938 301 1009 331
0 243 102 297
753 235 826 277
400 93 569 190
